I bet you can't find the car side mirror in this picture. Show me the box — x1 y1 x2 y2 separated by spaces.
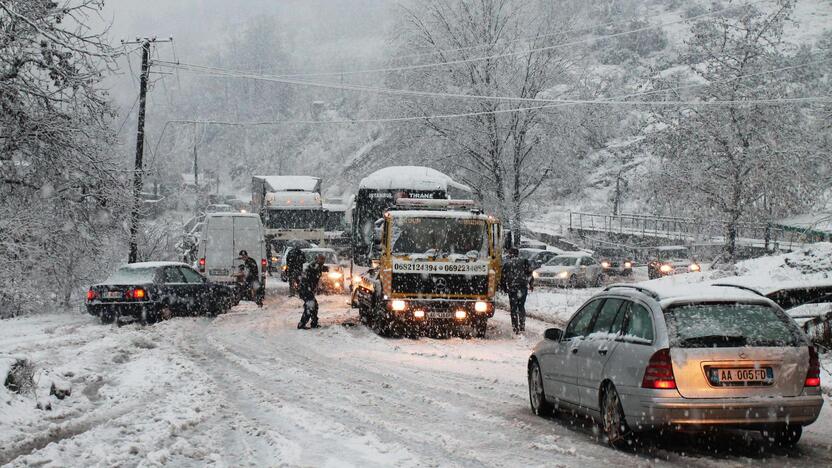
544 328 563 341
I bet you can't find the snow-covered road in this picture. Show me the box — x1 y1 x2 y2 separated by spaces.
2 283 831 467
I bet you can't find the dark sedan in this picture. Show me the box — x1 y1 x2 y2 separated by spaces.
85 262 236 325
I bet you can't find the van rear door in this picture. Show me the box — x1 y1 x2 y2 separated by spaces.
234 216 265 276
205 216 235 282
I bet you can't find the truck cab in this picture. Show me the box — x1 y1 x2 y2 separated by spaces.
352 199 502 338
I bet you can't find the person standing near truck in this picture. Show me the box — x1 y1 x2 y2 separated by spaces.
285 246 306 297
297 254 327 329
501 247 534 334
238 250 264 307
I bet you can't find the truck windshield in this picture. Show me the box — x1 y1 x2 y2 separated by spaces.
391 217 487 259
265 209 323 230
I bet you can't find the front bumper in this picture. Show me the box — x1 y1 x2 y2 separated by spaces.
386 299 494 324
535 276 571 286
621 390 824 429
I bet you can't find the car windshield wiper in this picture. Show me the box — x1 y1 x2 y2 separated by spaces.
680 335 748 348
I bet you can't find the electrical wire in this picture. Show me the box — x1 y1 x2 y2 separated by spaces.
156 56 832 106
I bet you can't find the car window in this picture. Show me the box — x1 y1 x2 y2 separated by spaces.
179 267 205 284
564 299 602 340
664 303 801 348
624 303 654 343
163 267 186 284
583 257 597 266
589 298 625 337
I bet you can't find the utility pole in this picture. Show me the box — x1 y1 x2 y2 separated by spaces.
123 36 173 264
193 122 199 189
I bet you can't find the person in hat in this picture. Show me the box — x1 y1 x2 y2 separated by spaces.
297 253 328 329
501 247 534 334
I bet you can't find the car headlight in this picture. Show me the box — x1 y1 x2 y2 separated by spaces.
659 264 672 273
532 271 540 279
624 261 632 269
558 271 569 279
601 261 611 269
328 271 343 280
391 299 407 311
689 263 701 272
282 265 288 271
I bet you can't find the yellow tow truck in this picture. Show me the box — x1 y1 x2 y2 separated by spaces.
351 199 502 337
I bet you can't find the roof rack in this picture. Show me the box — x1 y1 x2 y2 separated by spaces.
710 283 765 297
603 284 661 300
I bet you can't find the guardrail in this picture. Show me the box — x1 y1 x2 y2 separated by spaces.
567 211 790 249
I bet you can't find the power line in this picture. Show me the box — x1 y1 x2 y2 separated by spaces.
157 55 832 106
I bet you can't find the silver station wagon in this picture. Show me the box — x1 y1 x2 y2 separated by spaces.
527 284 823 449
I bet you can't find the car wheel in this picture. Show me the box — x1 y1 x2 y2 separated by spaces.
140 308 158 326
100 311 115 325
159 304 174 321
528 360 554 416
762 425 802 447
601 383 632 449
594 273 606 287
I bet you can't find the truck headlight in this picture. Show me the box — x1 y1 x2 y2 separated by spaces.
391 299 407 311
412 310 425 319
474 301 488 313
328 271 343 280
454 310 467 320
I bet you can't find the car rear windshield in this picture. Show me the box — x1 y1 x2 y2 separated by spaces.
105 267 157 284
664 303 802 348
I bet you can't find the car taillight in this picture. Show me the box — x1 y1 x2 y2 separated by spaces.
806 346 821 387
261 258 267 268
127 288 146 300
198 258 205 272
642 348 676 389
86 290 97 302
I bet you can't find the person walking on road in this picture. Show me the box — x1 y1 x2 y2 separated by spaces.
238 250 264 307
297 253 328 329
501 247 534 334
285 246 306 297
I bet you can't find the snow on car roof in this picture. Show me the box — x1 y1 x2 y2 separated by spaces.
389 210 488 220
204 212 260 218
555 251 587 257
359 166 472 193
254 175 321 192
613 281 770 306
121 261 189 269
656 245 689 251
303 247 337 253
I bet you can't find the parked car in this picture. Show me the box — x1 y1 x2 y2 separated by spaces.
85 262 236 325
647 246 700 279
301 247 345 293
519 248 562 269
533 253 604 288
527 283 822 449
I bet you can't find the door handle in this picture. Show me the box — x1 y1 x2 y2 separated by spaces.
597 348 608 356
571 347 579 354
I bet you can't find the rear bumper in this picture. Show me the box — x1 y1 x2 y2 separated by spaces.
86 302 157 318
622 391 824 429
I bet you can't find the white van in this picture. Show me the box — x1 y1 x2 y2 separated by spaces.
197 213 266 285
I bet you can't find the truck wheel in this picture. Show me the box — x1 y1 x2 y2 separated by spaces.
473 319 488 338
762 425 802 447
358 305 371 325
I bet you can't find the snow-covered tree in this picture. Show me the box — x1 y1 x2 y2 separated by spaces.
645 0 826 261
0 0 125 313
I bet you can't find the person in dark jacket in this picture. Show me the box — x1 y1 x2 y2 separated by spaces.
501 247 534 334
238 250 263 307
285 246 306 297
297 254 328 329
